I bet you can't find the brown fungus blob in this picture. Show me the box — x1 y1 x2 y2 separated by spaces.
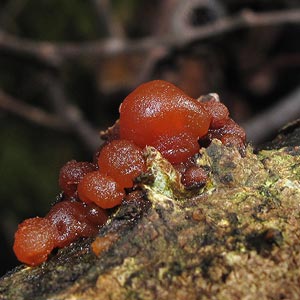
13 80 246 266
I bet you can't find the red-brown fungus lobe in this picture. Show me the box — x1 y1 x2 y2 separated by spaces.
207 118 246 144
181 166 208 189
13 217 58 266
85 203 109 227
46 201 107 248
13 80 248 267
98 139 146 188
202 98 229 129
78 171 125 209
152 132 200 164
59 160 96 198
221 134 245 148
119 80 211 163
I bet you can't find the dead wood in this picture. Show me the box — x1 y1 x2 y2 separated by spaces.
0 124 300 300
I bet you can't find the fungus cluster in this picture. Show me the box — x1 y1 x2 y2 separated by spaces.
13 80 246 266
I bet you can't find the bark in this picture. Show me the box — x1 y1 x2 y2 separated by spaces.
0 124 300 300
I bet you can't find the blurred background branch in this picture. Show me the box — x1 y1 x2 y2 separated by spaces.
0 8 299 68
0 88 67 130
0 0 299 276
41 73 101 152
243 86 300 143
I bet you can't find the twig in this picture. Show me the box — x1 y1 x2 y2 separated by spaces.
42 73 101 152
0 79 101 152
170 0 226 36
0 30 63 68
180 8 300 43
0 9 299 68
0 89 68 130
243 86 300 144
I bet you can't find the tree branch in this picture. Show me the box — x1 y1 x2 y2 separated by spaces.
0 82 101 152
243 86 300 144
0 89 68 130
42 73 101 152
0 9 299 68
176 8 300 43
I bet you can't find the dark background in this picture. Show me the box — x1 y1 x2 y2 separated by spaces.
0 0 299 276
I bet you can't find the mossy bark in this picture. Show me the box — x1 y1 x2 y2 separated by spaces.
1 126 300 300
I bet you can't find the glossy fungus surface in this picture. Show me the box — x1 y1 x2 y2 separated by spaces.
59 160 96 198
206 118 246 150
202 98 229 129
13 217 58 266
152 132 200 164
119 80 210 163
182 166 208 188
46 201 107 248
78 171 125 209
85 203 109 226
13 79 247 267
98 139 146 188
220 118 246 141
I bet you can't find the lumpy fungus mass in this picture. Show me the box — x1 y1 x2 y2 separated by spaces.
13 80 246 266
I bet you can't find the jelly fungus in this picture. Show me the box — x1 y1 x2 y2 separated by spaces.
46 201 107 248
13 79 246 266
119 80 211 163
78 171 125 209
59 160 96 198
13 217 58 266
98 139 146 188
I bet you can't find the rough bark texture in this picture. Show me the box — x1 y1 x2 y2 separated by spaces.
0 124 300 300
